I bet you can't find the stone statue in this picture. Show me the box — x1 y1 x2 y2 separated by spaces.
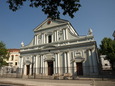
21 41 24 47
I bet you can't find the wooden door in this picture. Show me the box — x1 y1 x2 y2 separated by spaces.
76 62 83 75
48 61 53 75
26 65 30 75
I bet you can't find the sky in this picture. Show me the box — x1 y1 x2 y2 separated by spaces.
0 0 115 49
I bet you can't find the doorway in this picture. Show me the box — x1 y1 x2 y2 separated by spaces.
76 62 83 75
26 65 30 75
48 61 53 75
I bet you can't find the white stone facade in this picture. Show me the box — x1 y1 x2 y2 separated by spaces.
20 18 99 78
7 49 20 67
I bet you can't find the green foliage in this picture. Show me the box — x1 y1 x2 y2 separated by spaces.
99 38 115 69
6 0 81 19
0 41 9 67
100 38 113 54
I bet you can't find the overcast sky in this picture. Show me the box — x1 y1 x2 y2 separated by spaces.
0 0 115 49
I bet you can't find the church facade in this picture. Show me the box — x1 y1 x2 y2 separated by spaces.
20 18 99 78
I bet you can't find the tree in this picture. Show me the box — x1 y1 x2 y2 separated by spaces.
6 0 81 19
0 41 9 67
99 37 115 70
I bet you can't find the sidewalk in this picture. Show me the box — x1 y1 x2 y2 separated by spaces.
0 78 115 86
0 78 93 86
95 80 115 86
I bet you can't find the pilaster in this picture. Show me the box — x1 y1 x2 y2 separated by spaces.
67 51 71 73
64 52 67 73
40 55 43 74
55 53 58 73
34 35 37 45
57 53 60 74
63 29 66 40
36 35 38 45
65 28 68 39
88 49 94 74
56 30 58 41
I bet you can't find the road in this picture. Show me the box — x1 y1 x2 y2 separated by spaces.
0 78 93 86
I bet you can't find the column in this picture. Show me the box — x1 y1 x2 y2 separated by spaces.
31 56 34 75
20 56 23 74
36 35 38 45
55 53 59 74
56 30 58 41
44 34 45 44
54 31 56 42
90 49 94 73
52 34 54 42
53 56 56 74
38 55 40 74
91 49 98 73
42 34 43 44
35 55 38 74
82 50 86 75
57 53 60 74
72 51 76 73
43 34 44 44
33 55 36 74
67 52 70 73
46 35 48 43
65 29 66 40
34 35 37 45
40 55 43 74
44 58 47 74
88 49 93 73
64 52 67 73
66 28 68 39
24 64 26 75
63 29 65 40
22 57 25 75
42 55 45 74
55 54 58 73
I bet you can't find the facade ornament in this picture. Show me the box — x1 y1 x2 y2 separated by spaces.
21 41 24 47
88 28 93 35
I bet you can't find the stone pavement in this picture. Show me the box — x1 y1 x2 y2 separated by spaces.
95 80 115 86
0 78 93 86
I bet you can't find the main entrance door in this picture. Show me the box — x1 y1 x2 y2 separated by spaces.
48 61 53 75
26 65 30 75
76 62 83 75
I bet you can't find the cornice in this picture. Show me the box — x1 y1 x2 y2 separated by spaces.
20 35 94 50
20 40 96 54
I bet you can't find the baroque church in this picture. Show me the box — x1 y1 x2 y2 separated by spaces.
20 18 99 78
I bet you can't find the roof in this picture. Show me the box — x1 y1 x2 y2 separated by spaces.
8 49 20 52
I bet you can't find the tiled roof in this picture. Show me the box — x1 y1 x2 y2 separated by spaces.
8 49 20 52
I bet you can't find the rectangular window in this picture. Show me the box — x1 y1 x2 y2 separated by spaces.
15 62 17 65
11 55 14 61
48 35 52 43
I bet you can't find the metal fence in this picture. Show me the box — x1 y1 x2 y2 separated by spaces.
0 66 115 80
0 67 23 78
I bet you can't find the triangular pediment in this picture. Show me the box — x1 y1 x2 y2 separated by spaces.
34 18 69 32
